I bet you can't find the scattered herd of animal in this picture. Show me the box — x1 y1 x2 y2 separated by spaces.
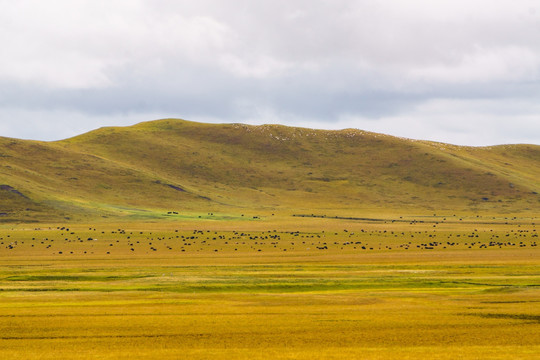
0 220 537 255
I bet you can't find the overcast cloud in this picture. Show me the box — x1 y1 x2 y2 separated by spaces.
0 0 539 145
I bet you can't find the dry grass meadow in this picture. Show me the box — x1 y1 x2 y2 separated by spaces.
0 214 538 359
1 119 539 358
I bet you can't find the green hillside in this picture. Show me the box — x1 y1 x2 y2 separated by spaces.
0 119 538 222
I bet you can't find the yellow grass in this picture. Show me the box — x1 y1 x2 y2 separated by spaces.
0 217 538 359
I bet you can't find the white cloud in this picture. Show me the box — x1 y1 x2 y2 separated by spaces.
409 46 540 84
218 54 293 79
0 1 129 89
0 0 539 144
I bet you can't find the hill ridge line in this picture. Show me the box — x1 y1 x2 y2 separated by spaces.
0 118 538 222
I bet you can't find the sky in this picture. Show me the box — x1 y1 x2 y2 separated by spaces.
1 0 539 145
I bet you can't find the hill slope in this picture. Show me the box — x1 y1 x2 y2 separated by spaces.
0 119 538 222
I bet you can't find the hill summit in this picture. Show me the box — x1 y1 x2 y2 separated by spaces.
0 118 538 222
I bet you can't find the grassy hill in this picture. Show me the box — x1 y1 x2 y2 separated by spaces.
0 119 538 222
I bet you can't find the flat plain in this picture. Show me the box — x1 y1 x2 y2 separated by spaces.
0 214 538 359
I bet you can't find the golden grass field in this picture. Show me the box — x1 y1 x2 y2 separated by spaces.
1 119 538 358
0 214 538 359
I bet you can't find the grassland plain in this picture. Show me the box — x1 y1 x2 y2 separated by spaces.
0 215 538 359
0 119 539 358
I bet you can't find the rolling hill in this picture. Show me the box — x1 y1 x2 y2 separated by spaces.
0 119 538 222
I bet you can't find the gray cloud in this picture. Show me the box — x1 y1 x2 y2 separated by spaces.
0 0 539 145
